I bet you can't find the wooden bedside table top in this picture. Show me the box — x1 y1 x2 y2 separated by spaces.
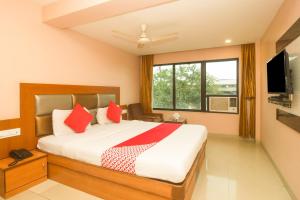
0 150 47 171
164 118 187 124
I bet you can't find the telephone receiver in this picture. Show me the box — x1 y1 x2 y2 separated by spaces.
8 149 33 167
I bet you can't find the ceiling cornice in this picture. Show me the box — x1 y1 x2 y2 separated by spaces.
43 0 177 28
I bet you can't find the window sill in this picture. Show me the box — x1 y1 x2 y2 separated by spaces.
153 108 239 115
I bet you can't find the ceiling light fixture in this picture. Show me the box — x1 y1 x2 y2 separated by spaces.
225 39 232 44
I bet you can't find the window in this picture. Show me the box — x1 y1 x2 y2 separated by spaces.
153 59 238 113
206 60 237 96
153 65 173 109
206 60 238 113
175 63 201 110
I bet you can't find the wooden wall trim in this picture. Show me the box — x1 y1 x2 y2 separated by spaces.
276 18 300 53
0 119 20 131
276 109 300 133
0 119 22 159
275 18 300 132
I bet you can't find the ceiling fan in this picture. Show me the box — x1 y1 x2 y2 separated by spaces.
112 24 178 48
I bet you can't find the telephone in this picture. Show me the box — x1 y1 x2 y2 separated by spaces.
8 149 33 167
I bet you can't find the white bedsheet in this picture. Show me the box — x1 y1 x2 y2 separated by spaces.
38 120 207 183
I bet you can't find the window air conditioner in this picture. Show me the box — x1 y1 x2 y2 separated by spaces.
209 97 237 113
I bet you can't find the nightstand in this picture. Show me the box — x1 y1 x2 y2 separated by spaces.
0 150 47 199
164 118 187 124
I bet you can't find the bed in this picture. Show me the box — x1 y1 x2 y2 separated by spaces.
20 83 207 200
38 120 207 183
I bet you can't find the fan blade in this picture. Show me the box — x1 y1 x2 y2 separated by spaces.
112 30 136 38
151 33 178 42
112 31 137 44
113 35 137 44
112 30 137 42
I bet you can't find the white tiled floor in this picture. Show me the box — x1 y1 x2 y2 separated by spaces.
191 135 292 200
1 135 292 200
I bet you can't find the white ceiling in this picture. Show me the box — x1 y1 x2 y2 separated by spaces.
37 0 284 55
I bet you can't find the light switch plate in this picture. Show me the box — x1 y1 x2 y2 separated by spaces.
0 128 21 139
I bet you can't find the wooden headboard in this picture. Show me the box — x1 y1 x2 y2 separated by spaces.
20 83 121 154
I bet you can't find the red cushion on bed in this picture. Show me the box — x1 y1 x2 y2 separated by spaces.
64 104 93 133
107 101 122 123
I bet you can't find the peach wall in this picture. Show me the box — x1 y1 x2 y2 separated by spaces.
260 0 300 198
153 46 241 135
0 0 139 120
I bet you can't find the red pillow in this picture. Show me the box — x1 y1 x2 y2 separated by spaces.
107 101 122 123
64 104 93 133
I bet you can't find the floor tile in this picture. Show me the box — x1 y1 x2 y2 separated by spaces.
6 191 47 200
40 183 103 200
229 181 291 200
29 179 59 194
193 171 230 200
192 135 292 200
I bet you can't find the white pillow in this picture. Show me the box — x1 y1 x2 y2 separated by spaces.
52 109 75 136
52 108 91 136
96 107 113 125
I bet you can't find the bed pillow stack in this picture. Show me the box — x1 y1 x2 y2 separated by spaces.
96 101 122 124
52 109 76 136
52 104 93 136
64 104 94 133
52 101 122 136
107 101 122 123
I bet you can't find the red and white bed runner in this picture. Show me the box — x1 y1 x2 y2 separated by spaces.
101 123 181 174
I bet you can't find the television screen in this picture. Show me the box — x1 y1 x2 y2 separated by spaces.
267 51 288 93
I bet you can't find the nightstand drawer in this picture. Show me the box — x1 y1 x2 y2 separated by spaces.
5 157 47 192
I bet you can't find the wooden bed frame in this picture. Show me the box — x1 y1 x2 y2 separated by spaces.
46 142 205 200
20 83 206 200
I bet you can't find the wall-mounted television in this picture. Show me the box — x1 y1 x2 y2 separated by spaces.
267 50 292 94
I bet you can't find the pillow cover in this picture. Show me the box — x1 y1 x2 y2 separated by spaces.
96 107 112 125
52 109 75 136
64 104 94 133
107 101 122 123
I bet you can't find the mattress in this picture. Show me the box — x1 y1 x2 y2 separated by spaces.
37 120 207 183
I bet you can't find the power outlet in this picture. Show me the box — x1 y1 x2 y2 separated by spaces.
0 128 21 139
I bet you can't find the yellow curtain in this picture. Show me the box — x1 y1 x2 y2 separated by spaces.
239 44 256 138
140 55 154 113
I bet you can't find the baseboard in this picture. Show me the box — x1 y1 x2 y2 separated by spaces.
208 133 256 141
208 132 239 138
261 143 297 200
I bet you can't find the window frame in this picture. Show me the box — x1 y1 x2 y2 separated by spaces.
153 58 239 114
